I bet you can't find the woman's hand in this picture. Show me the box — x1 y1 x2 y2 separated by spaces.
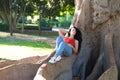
58 29 68 38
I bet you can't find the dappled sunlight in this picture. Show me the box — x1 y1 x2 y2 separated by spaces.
0 46 52 60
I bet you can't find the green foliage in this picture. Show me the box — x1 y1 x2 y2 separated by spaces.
31 0 74 18
40 18 49 27
60 0 75 15
47 19 59 28
0 0 29 34
17 24 52 31
0 23 9 31
59 20 71 29
0 0 75 34
0 58 7 60
25 1 36 16
18 16 27 23
26 19 32 24
57 14 73 28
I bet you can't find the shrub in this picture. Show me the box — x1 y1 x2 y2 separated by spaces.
18 16 27 24
59 20 71 29
17 24 52 31
0 23 9 31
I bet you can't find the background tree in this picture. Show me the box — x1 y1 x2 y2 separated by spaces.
0 12 3 21
21 1 35 33
25 2 35 17
0 0 28 35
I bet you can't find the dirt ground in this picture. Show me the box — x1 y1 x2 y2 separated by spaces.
0 31 56 60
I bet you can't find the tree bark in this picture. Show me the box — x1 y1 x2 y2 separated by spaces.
72 0 120 80
9 0 13 36
34 0 120 80
0 0 27 33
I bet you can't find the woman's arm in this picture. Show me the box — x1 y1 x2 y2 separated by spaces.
58 29 68 38
69 40 79 54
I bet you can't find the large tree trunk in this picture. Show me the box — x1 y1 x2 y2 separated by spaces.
34 0 120 80
72 0 120 80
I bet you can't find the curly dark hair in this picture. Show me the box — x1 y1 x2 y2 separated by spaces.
68 26 82 52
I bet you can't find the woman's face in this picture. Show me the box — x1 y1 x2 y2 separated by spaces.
70 27 76 36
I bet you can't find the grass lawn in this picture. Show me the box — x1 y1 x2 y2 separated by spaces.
0 36 54 60
0 36 53 49
39 32 58 38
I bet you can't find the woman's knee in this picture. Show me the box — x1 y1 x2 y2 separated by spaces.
59 41 66 47
56 36 63 43
57 36 63 40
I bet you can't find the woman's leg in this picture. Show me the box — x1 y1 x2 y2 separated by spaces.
49 36 72 63
55 36 63 49
63 45 72 56
55 41 72 56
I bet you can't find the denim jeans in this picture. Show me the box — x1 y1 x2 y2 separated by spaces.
55 36 72 56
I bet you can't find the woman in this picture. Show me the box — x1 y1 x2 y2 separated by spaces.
49 26 82 63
